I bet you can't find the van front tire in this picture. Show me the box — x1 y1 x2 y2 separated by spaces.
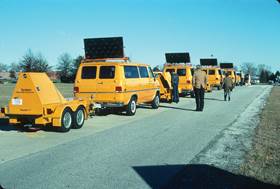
126 97 137 116
151 94 160 109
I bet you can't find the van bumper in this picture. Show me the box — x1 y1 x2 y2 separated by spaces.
97 102 125 108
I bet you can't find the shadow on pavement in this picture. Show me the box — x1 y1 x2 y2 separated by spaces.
204 97 225 102
0 118 18 131
133 164 280 189
159 105 195 112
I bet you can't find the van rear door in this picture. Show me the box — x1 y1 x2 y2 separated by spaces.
75 65 97 99
95 65 117 102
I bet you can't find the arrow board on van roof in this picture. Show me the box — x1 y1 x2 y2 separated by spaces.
200 58 218 66
165 53 190 63
84 37 124 59
220 63 234 69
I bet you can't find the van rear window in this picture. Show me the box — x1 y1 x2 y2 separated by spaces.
124 66 140 78
99 66 115 79
166 69 175 73
191 68 194 76
208 70 215 75
218 70 222 75
81 66 97 79
177 69 186 76
139 66 149 78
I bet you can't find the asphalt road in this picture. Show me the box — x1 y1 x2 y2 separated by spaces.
0 85 271 189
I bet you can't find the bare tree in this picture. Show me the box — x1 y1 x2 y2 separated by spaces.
241 62 257 76
19 49 51 72
57 53 74 83
0 63 9 72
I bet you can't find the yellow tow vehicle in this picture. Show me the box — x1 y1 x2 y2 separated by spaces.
154 71 173 102
74 37 160 116
1 72 94 132
163 52 195 97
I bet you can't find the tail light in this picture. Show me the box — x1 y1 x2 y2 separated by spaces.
115 86 122 92
74 87 79 93
186 80 191 84
216 78 219 80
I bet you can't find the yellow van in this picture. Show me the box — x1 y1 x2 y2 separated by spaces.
163 64 194 97
201 67 223 90
74 60 160 116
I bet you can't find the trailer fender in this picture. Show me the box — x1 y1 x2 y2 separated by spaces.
52 105 71 127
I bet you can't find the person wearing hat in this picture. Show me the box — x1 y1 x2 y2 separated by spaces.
192 65 207 111
223 72 233 101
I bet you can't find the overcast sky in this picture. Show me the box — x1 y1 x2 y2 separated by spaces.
0 0 279 71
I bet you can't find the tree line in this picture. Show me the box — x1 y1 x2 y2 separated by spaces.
0 50 83 83
0 50 279 83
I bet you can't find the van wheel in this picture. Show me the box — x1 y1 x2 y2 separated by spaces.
151 94 160 109
72 106 85 129
126 97 137 116
60 108 72 132
190 91 195 98
217 86 221 90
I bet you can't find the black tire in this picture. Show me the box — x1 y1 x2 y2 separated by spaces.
126 96 137 116
72 106 85 129
59 108 72 132
217 86 221 90
151 93 160 109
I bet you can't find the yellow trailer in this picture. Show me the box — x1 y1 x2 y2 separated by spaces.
1 72 94 132
154 71 173 102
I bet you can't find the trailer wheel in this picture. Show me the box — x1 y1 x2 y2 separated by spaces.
151 94 160 109
72 106 85 129
60 108 72 132
126 96 137 116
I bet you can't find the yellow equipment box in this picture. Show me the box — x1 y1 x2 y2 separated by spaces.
1 72 93 132
154 71 173 102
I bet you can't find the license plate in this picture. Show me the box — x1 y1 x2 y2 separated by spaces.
94 104 102 108
12 98 23 105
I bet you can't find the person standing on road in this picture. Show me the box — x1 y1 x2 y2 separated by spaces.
223 73 233 101
171 72 179 103
192 65 207 111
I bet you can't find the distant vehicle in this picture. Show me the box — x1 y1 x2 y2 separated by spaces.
163 52 195 97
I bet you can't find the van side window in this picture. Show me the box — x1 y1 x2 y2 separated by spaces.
208 70 215 75
81 66 97 79
139 66 149 78
124 66 140 78
148 67 155 78
99 66 115 79
177 69 186 76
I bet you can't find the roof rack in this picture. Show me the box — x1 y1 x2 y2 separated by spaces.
83 57 130 63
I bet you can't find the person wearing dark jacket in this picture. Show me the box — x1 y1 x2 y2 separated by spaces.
171 72 179 103
223 73 233 101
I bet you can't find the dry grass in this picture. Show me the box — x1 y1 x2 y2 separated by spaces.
240 86 280 185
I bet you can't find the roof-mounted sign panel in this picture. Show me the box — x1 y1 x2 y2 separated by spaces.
165 52 190 63
220 63 234 69
200 58 218 66
84 37 124 59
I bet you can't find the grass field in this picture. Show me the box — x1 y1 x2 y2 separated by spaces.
0 83 74 107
